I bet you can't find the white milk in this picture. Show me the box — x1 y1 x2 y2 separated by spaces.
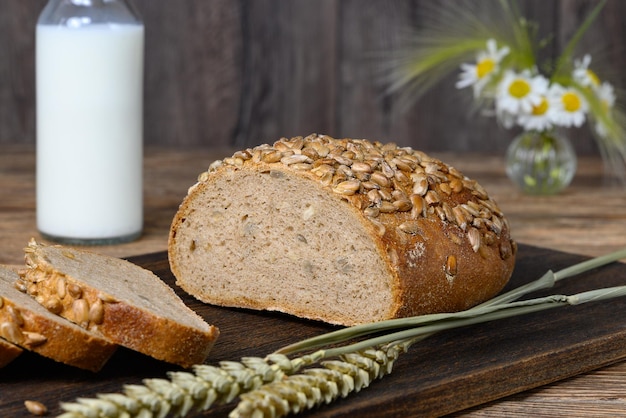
36 24 144 243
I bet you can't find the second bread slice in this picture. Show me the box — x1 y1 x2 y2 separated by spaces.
19 239 219 368
1 266 116 371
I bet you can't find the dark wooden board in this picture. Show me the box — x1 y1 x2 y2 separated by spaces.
1 244 626 417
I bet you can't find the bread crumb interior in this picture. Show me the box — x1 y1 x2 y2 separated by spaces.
174 168 395 324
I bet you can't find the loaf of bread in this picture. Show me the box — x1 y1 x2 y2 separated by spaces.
19 239 219 368
0 265 117 371
169 134 517 326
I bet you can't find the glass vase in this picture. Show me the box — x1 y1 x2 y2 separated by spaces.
505 130 577 195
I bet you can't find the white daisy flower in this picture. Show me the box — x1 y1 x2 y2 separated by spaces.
456 39 510 97
594 81 616 137
573 54 601 89
516 94 555 132
597 81 616 109
496 70 549 115
549 84 588 128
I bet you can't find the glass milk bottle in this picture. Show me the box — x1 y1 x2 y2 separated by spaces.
36 0 144 245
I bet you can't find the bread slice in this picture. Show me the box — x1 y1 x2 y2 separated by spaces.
0 337 23 368
19 239 219 368
169 134 517 326
0 265 117 371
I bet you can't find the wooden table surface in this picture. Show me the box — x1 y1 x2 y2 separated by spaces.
1 144 626 416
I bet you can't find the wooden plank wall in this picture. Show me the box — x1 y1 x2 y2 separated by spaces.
1 0 624 154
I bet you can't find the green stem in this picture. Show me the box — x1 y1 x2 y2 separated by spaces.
554 247 626 281
498 0 536 68
479 246 626 307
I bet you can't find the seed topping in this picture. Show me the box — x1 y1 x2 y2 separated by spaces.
1 321 23 344
43 296 62 314
72 299 90 328
67 283 83 299
56 277 67 299
89 298 105 325
24 400 48 416
7 305 24 327
23 331 47 347
201 134 512 257
468 227 482 253
398 221 422 235
445 255 458 283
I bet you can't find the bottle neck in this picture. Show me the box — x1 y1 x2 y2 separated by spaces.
38 0 142 26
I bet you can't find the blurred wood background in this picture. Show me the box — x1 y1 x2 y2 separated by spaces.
1 0 624 153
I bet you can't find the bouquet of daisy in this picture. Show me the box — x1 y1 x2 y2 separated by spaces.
387 0 626 185
457 42 609 134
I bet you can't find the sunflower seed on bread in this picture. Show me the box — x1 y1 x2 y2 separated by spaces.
0 265 116 372
19 239 219 368
169 134 517 326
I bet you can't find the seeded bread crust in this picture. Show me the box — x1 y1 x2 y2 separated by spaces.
0 336 23 368
0 266 117 372
169 134 517 326
19 239 219 368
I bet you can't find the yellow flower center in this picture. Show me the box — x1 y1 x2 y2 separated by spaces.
586 69 600 87
508 79 531 98
562 92 582 112
476 59 495 79
531 97 549 116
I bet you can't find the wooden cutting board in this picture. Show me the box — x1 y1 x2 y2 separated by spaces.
1 244 625 417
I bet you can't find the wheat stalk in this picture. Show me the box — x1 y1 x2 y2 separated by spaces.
58 353 321 418
231 342 412 418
